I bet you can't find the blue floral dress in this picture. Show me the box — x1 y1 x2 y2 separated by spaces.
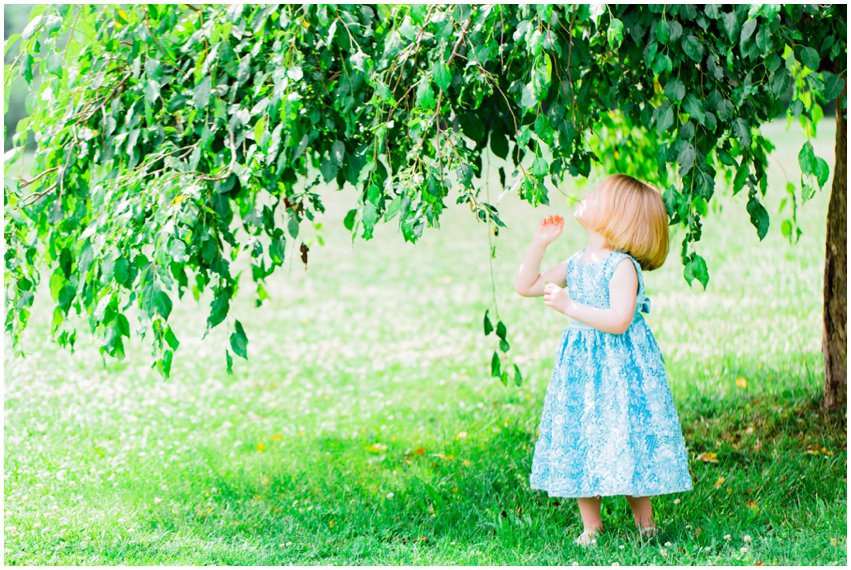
529 247 694 498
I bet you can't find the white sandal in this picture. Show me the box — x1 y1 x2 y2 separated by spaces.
574 527 601 547
638 525 658 538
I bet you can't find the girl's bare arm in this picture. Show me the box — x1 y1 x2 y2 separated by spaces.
515 247 567 297
515 216 567 297
564 258 639 334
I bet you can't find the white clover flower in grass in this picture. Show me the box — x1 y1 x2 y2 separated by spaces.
723 534 732 541
740 546 748 554
386 492 394 499
660 549 668 557
619 545 625 550
664 541 672 547
743 535 752 543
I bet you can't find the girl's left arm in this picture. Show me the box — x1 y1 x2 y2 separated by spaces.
545 259 638 334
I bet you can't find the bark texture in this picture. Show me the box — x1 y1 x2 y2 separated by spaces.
822 84 847 411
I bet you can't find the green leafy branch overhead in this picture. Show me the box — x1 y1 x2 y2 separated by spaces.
4 4 845 382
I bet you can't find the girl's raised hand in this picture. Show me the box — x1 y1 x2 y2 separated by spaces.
534 215 564 245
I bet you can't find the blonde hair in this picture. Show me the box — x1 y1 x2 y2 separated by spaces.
590 174 670 271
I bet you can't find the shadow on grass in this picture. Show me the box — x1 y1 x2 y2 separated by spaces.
60 365 844 564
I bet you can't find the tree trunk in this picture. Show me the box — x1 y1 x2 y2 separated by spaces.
822 84 846 411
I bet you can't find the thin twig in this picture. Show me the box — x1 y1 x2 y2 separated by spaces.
18 166 60 189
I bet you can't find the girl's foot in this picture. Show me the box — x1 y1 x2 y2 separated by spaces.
574 527 602 547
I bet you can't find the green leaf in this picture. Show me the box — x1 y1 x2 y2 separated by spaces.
681 34 704 63
770 68 791 99
491 350 501 377
533 114 554 145
194 75 212 109
755 25 771 54
496 320 507 340
682 93 705 124
22 52 33 84
668 20 683 43
416 79 435 110
733 163 749 195
814 157 830 188
343 208 357 231
484 309 494 335
49 269 64 301
384 196 403 222
532 156 548 177
288 213 299 239
520 82 537 109
286 65 304 81
230 319 248 358
678 144 696 175
144 79 161 105
746 194 770 240
410 4 428 25
330 140 345 166
607 18 624 50
720 11 739 41
732 118 751 147
821 72 844 101
361 202 378 239
254 115 266 145
688 253 709 289
432 61 451 91
461 112 486 144
490 131 508 159
651 52 672 74
655 19 669 44
154 290 172 319
319 157 338 183
654 102 674 133
798 141 816 175
155 349 174 379
716 98 734 121
208 287 230 329
799 46 820 71
664 78 686 103
740 18 756 45
513 363 523 386
164 325 180 350
21 14 43 40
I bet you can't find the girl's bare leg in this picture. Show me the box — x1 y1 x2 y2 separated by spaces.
577 495 604 532
625 495 655 528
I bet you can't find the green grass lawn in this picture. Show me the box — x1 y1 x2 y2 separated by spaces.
4 115 846 565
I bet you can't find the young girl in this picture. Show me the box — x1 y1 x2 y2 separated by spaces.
514 174 693 548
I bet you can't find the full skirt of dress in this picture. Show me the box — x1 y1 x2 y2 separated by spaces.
529 320 694 498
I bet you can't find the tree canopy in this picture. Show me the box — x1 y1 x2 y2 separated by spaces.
4 4 846 382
